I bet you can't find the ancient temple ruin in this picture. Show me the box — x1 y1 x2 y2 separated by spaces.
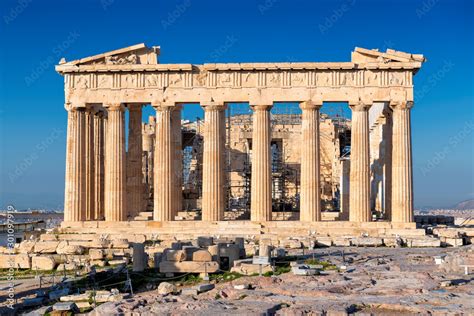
55 43 425 237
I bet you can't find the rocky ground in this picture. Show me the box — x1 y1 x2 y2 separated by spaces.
88 246 473 315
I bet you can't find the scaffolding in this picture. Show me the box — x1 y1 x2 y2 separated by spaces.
142 102 352 216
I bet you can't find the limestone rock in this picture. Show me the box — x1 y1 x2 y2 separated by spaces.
166 250 187 262
56 263 77 271
231 262 272 275
407 237 441 248
34 241 59 254
280 239 303 249
112 239 129 249
351 237 383 247
56 241 84 255
89 249 105 260
18 240 36 254
0 254 31 269
197 236 214 247
90 239 111 248
32 256 56 270
90 260 107 267
157 282 177 295
159 261 219 273
192 250 212 262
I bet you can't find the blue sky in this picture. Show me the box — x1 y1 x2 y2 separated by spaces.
0 0 472 210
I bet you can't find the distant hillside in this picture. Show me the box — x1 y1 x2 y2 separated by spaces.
453 199 474 210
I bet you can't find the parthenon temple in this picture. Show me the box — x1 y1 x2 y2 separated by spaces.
56 44 425 237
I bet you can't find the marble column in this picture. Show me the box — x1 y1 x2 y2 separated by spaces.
93 110 105 220
84 107 95 220
299 101 322 222
154 104 181 221
142 117 155 212
64 106 86 222
127 104 143 219
390 101 414 223
201 103 227 221
104 103 127 221
349 101 372 222
250 104 273 222
172 106 183 215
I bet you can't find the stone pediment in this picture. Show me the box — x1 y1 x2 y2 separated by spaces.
352 47 426 64
59 43 160 66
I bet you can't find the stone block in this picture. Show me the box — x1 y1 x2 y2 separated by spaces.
443 238 464 247
56 241 84 255
18 240 36 254
316 237 332 247
59 293 89 302
192 250 212 262
230 262 272 275
56 263 77 271
52 302 79 312
108 258 129 265
0 254 32 269
166 250 187 262
383 237 402 247
90 260 107 267
132 243 146 272
332 237 351 247
194 283 215 293
33 241 59 254
220 244 241 267
408 237 441 248
182 246 200 260
280 239 303 249
157 282 177 295
89 249 105 260
207 245 220 260
159 261 219 273
292 266 318 276
111 239 129 249
197 236 214 247
32 256 56 270
90 239 111 248
351 237 383 247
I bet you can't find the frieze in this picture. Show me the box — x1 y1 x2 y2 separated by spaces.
67 69 413 91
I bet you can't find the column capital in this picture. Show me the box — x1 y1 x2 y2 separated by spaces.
389 100 414 110
104 103 125 111
349 100 372 112
201 102 227 112
299 101 322 111
152 102 182 112
250 104 273 112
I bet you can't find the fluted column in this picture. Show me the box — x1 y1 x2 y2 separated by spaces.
154 104 181 221
93 110 105 220
250 104 273 222
172 106 183 215
391 101 414 222
349 101 372 222
64 106 86 222
299 101 322 222
142 117 155 212
84 107 95 220
202 103 227 221
127 104 143 219
104 103 127 221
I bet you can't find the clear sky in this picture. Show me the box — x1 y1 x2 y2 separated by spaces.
0 0 473 210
